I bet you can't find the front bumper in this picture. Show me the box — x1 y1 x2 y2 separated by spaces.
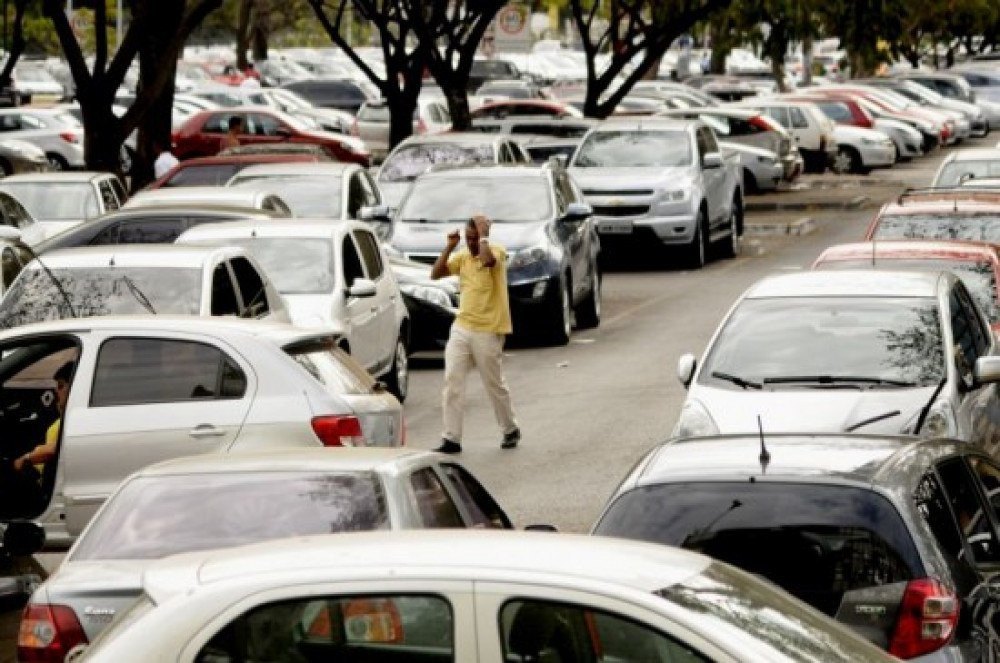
746 161 784 190
857 143 896 168
781 153 804 181
591 212 697 246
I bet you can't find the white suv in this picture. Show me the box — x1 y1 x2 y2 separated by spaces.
177 219 412 400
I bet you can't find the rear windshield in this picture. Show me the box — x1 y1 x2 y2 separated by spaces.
874 213 1000 243
214 237 334 294
0 182 99 220
380 144 495 183
286 345 376 395
163 164 243 187
596 482 922 617
70 471 388 560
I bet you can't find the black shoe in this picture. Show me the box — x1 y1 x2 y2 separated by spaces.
435 439 462 454
501 428 521 449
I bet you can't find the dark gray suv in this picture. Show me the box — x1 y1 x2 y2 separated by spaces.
386 164 600 345
594 434 1000 661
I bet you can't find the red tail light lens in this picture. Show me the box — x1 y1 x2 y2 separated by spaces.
311 415 364 447
748 115 772 131
58 132 80 144
889 578 958 659
18 603 88 663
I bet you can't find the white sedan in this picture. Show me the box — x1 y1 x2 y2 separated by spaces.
76 531 895 662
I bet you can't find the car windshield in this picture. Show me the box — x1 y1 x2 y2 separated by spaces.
231 177 342 217
596 482 921 619
873 213 1000 242
700 297 946 388
380 143 496 183
69 471 388 561
935 161 1000 186
0 182 99 220
0 266 202 326
212 237 334 294
287 344 376 395
820 258 999 323
573 130 692 167
398 177 551 223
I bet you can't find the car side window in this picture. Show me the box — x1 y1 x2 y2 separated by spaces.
695 129 708 162
354 230 383 279
701 127 720 153
109 177 127 206
441 463 510 529
20 115 43 130
764 106 791 128
409 468 464 528
968 456 1000 527
202 114 229 134
789 107 810 128
0 195 30 229
915 470 966 561
342 236 365 287
211 263 241 316
347 174 366 218
937 458 1000 563
359 171 380 206
500 599 710 663
91 338 247 406
251 113 282 136
98 181 119 212
956 283 990 354
0 114 19 131
89 222 121 245
230 257 269 317
950 290 981 381
1 247 21 289
195 594 454 663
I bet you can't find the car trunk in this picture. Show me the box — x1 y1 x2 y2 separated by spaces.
34 560 146 642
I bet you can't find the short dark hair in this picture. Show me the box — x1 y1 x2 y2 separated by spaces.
54 361 74 383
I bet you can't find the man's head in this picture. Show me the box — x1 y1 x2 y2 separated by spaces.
53 361 74 411
465 218 480 254
228 116 244 134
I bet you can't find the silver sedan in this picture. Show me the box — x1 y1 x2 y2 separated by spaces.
17 448 512 656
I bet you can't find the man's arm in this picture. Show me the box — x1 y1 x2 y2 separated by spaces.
431 230 461 280
474 216 497 268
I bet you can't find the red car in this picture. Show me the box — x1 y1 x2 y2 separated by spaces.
172 106 371 166
814 239 1000 329
787 94 876 129
148 153 326 190
471 100 583 120
864 189 1000 243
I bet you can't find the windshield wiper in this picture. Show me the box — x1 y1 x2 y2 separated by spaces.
710 371 762 390
761 375 918 388
121 275 156 315
844 410 903 433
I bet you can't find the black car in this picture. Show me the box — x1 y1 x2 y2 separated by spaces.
595 434 1000 661
387 254 457 354
282 79 370 113
384 164 600 345
34 206 280 254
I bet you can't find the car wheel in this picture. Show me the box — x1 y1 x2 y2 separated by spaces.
831 146 858 174
574 262 601 329
384 334 409 402
685 210 708 269
719 200 741 259
543 277 572 346
46 153 68 171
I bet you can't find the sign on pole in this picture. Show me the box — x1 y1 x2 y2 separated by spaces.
493 3 531 54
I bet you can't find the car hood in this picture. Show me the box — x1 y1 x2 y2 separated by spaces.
569 166 697 192
380 181 412 209
42 559 148 641
391 220 547 254
692 383 938 434
873 118 922 139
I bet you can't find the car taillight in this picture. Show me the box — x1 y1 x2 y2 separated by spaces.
311 415 364 447
58 132 80 144
889 578 958 659
18 603 88 663
416 118 428 134
350 118 359 136
748 115 772 131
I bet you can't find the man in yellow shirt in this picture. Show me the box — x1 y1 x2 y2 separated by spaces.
14 362 73 477
431 215 519 453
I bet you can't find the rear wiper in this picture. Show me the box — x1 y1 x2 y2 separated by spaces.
710 371 762 390
121 275 156 315
761 375 917 388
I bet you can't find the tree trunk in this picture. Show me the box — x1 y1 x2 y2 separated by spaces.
801 34 813 86
444 83 473 130
388 89 419 149
709 19 730 74
643 55 662 81
250 10 268 62
80 97 125 174
236 0 252 69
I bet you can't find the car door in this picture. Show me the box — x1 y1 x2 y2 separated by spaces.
60 332 254 534
341 233 378 371
245 112 287 146
948 284 1000 454
353 228 398 372
697 127 726 225
552 171 588 300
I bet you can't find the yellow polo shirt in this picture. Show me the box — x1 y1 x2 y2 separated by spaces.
448 244 512 335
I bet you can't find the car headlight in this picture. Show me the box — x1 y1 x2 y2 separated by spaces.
902 402 957 438
399 283 453 309
658 190 687 202
508 246 548 271
671 400 719 438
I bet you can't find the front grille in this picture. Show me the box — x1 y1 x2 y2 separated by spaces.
583 189 654 196
592 205 650 217
406 254 438 265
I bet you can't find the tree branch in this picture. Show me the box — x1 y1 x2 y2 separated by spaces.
94 0 107 78
42 0 92 89
0 0 29 88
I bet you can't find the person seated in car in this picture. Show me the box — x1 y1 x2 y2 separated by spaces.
14 361 74 478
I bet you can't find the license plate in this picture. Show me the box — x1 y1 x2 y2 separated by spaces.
597 220 633 234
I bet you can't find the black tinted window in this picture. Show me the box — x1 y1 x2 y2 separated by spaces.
91 338 247 406
211 263 240 316
117 219 186 244
230 257 268 316
915 470 965 560
409 468 463 528
441 464 510 529
595 482 921 616
938 458 1000 563
342 237 365 286
353 231 383 279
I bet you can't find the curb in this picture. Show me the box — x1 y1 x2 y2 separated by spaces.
745 195 870 213
745 216 816 237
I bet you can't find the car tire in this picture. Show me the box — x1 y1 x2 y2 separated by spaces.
543 276 572 346
742 168 758 194
719 198 741 260
831 146 861 175
574 263 601 330
384 334 409 403
46 153 68 171
685 210 708 269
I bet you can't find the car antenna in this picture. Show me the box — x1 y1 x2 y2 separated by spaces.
757 415 770 474
18 243 77 318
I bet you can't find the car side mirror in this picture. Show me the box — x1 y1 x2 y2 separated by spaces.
561 201 592 223
974 356 1000 386
2 521 45 556
0 226 22 242
702 152 723 169
360 204 392 223
348 277 377 298
677 353 697 388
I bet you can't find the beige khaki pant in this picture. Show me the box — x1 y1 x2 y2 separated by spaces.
442 324 518 443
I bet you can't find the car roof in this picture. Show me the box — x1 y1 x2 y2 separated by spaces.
0 171 110 184
660 107 758 120
35 244 238 269
143 530 710 599
179 218 365 240
632 434 962 488
136 448 437 477
817 240 1000 263
93 205 280 221
127 186 281 205
945 148 1000 162
745 269 945 298
230 162 353 178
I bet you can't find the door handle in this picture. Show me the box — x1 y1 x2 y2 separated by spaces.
189 424 226 439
